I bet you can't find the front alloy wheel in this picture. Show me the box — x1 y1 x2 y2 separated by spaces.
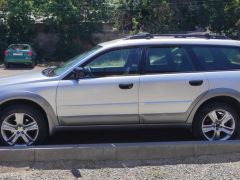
1 113 39 146
0 104 48 146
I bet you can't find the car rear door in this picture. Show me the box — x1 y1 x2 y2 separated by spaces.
139 46 209 123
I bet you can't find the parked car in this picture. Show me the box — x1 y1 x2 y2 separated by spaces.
4 44 36 68
0 33 240 146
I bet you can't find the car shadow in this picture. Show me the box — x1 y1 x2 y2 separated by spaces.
46 127 194 145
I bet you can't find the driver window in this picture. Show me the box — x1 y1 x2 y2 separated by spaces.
83 48 141 77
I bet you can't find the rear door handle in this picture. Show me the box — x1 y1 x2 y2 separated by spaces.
189 80 203 86
119 83 133 89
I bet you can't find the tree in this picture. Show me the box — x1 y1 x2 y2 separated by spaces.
0 0 239 62
36 0 108 60
6 0 35 42
0 0 8 60
0 0 109 61
109 0 176 34
110 0 240 39
223 0 240 38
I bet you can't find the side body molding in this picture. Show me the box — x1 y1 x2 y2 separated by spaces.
186 88 240 124
0 92 59 135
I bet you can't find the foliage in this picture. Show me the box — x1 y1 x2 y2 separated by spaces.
0 0 107 61
35 0 108 60
0 0 239 61
6 0 35 43
110 0 240 38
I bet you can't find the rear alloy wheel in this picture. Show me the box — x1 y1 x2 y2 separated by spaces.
193 103 239 141
0 105 48 146
202 109 235 140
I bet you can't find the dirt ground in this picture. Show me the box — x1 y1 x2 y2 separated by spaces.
0 64 47 77
1 153 240 179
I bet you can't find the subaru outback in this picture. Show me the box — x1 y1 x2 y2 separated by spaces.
0 33 240 146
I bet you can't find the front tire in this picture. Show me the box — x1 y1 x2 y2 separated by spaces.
0 104 48 146
193 102 240 141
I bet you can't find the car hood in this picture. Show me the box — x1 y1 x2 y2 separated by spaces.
0 70 51 86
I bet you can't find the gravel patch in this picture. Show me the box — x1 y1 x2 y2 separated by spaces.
0 153 240 179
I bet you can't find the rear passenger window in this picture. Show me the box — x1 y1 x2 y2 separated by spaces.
144 47 194 73
192 46 240 70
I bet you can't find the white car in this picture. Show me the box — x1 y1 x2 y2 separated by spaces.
0 33 240 146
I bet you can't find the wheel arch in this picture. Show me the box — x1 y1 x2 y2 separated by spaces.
187 88 240 125
0 94 58 135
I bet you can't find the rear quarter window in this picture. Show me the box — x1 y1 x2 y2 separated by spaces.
192 46 240 71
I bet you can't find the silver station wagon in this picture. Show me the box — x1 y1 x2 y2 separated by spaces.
1 33 240 146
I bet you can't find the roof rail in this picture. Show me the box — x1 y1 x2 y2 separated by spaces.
126 33 153 40
126 32 230 40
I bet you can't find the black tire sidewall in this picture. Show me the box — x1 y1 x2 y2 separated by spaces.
4 62 9 69
0 104 48 146
193 102 240 141
31 60 36 68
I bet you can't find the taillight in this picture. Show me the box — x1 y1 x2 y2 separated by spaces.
4 50 8 56
28 51 33 56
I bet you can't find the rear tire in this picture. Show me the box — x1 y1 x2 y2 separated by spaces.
4 62 9 69
30 60 36 68
193 102 240 141
0 104 48 146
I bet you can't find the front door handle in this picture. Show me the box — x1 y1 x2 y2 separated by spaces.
189 80 203 86
119 83 133 89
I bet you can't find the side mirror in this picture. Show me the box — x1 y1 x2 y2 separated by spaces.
73 67 85 79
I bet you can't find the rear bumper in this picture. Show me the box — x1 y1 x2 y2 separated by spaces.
4 58 33 63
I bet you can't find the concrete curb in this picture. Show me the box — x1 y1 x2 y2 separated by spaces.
1 141 240 162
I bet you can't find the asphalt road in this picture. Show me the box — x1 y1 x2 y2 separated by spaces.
0 64 194 145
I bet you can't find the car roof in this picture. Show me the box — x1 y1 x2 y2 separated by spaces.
99 38 240 49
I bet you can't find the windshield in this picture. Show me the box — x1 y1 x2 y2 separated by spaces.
47 46 101 76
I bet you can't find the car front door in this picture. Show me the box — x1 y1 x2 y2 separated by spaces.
139 46 209 123
57 47 142 126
